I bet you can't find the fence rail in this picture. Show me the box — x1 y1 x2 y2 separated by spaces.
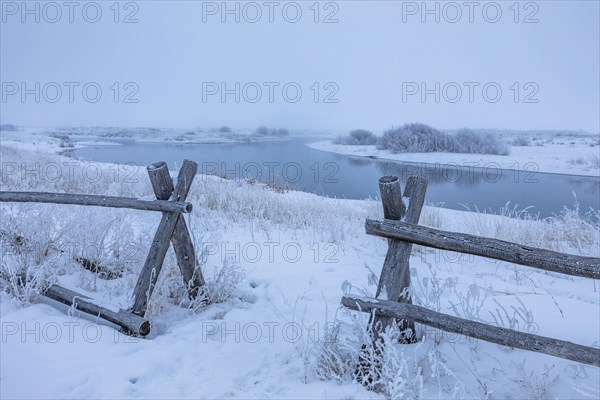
0 191 192 214
343 175 600 381
342 295 600 367
365 218 600 279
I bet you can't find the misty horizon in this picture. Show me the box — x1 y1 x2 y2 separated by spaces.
2 1 599 132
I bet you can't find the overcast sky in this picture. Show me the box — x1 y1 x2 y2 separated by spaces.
1 1 599 132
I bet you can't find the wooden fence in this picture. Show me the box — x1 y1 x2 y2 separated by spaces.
342 175 600 371
0 160 205 337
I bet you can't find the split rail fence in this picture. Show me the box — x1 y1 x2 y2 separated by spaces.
342 175 600 369
0 160 205 337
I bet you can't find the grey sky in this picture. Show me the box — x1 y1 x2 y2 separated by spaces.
1 0 599 132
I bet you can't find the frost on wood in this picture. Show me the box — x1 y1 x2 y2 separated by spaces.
342 295 600 367
0 191 193 213
372 176 427 342
366 219 600 279
131 159 202 317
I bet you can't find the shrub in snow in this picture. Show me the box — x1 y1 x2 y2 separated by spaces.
0 214 63 304
333 129 378 146
255 125 269 135
219 126 232 133
511 136 531 146
377 123 510 155
254 126 290 137
309 310 463 398
0 245 52 305
453 129 510 155
568 157 587 166
378 123 453 153
274 128 290 136
195 260 246 307
50 134 74 148
0 124 17 131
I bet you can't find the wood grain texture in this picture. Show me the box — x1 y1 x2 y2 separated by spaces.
0 191 192 213
343 295 600 367
45 284 150 336
366 219 600 279
130 160 199 316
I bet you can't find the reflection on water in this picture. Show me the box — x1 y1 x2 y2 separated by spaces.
75 138 600 218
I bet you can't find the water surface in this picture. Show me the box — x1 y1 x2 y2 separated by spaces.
75 138 600 218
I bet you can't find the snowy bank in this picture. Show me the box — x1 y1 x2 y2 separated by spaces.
308 133 600 177
1 138 599 399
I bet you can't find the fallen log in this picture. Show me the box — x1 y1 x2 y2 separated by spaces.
44 284 151 336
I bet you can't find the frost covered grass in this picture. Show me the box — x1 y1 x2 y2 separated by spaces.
1 135 599 399
569 155 600 169
461 201 600 257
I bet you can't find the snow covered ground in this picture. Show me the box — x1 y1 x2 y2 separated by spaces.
308 132 600 177
1 133 599 399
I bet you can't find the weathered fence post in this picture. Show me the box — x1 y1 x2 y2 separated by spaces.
131 160 199 317
147 161 205 298
372 175 427 343
356 176 428 387
345 174 600 383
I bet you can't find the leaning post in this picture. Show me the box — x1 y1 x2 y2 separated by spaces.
147 161 205 298
131 160 199 317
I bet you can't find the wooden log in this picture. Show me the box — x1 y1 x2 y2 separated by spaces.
402 176 428 225
147 162 174 199
373 176 409 340
130 160 199 316
44 284 151 336
365 219 600 279
0 191 192 214
75 256 123 280
378 176 404 220
373 176 427 342
342 295 600 367
147 161 205 298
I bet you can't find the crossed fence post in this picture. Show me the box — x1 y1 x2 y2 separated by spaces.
131 160 205 317
0 159 206 336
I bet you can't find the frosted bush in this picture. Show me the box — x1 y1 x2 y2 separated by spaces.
378 123 451 153
188 260 246 312
510 136 531 146
333 129 378 145
454 129 510 155
377 124 510 155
